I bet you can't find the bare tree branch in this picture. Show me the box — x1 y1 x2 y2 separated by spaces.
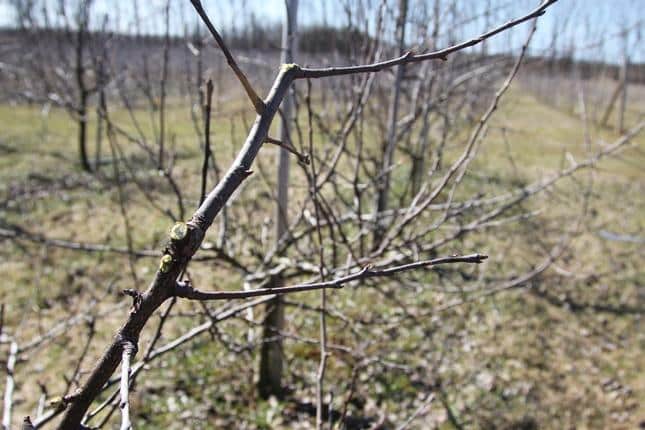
294 0 557 80
174 254 488 301
189 0 266 114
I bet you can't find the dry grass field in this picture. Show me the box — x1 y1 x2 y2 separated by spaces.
0 69 643 429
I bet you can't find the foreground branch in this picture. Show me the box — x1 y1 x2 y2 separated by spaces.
294 0 557 80
174 254 488 300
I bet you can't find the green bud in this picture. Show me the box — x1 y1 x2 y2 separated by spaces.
159 254 173 273
170 222 188 241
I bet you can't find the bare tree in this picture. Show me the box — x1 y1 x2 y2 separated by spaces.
50 1 556 427
373 0 409 247
258 0 300 400
4 1 644 429
6 0 100 172
74 0 94 172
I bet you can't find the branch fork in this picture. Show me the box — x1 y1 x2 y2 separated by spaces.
265 136 310 165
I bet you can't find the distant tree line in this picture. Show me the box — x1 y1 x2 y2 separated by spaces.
2 24 643 84
0 23 373 56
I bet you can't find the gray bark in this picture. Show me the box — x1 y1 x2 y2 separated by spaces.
618 53 628 133
373 0 409 247
258 0 298 400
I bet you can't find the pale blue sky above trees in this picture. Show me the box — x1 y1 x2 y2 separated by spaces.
0 0 642 63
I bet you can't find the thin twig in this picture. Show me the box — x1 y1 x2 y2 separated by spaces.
189 0 266 114
396 393 435 430
174 254 488 301
200 79 214 205
264 136 310 165
294 0 557 80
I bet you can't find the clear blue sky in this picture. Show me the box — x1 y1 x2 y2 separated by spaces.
0 0 642 63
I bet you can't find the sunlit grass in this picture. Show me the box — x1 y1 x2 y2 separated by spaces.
0 81 643 428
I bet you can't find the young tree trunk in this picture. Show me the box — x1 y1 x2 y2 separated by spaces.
77 92 90 172
258 0 298 400
94 55 107 171
600 51 629 131
94 90 104 171
373 0 408 247
618 53 628 133
75 4 91 173
158 0 171 169
410 0 440 195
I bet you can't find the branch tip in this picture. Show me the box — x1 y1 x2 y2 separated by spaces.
265 136 310 165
